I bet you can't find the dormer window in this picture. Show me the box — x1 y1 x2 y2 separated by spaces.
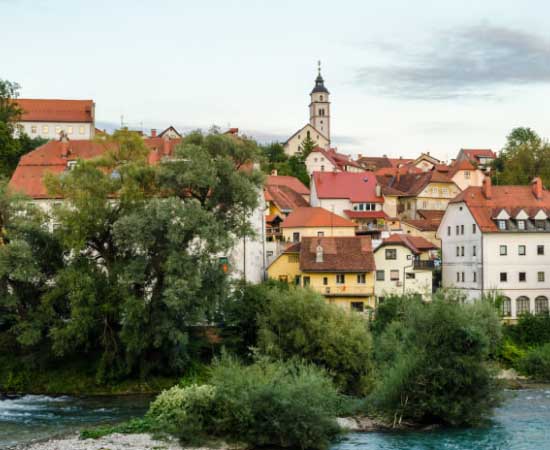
498 220 507 230
536 220 546 231
464 171 471 179
517 220 526 230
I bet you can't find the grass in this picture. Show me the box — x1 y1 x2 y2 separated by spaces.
80 417 159 439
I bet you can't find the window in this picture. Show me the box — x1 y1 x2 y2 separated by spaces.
538 245 545 255
500 245 507 256
517 220 526 230
472 224 477 234
456 246 460 257
461 225 464 235
351 302 364 312
447 226 451 236
456 225 459 235
473 271 477 282
323 277 328 285
357 273 366 284
406 272 415 279
500 272 507 282
294 275 301 286
42 125 49 134
55 126 61 134
321 165 325 171
461 246 465 256
390 270 399 281
288 254 299 263
278 275 288 283
518 245 526 256
320 95 323 101
67 160 77 170
422 201 427 209
536 220 546 230
385 249 397 260
519 272 527 282
536 296 549 315
538 271 545 282
501 297 511 317
303 276 310 287
68 126 73 134
31 125 37 134
498 220 507 230
473 245 477 257
464 170 471 179
317 231 324 237
292 232 300 243
79 126 85 134
456 272 460 283
336 274 345 284
441 188 448 195
516 296 530 315
376 270 385 281
461 272 465 282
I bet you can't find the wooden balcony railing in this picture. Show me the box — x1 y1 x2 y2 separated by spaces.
310 285 374 297
413 260 436 270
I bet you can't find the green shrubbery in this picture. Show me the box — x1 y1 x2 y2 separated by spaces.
370 291 502 427
517 343 550 380
147 356 342 450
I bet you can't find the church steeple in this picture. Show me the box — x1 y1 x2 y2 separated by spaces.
309 61 331 141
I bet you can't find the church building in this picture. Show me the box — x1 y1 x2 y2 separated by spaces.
284 63 331 156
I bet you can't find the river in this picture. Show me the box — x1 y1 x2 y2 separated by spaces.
1 389 549 449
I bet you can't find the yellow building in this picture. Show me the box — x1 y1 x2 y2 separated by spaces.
281 207 357 243
267 236 376 313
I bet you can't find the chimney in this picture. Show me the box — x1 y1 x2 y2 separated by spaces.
315 244 324 263
532 177 543 199
151 129 157 138
271 169 278 176
482 176 492 199
60 141 70 158
162 136 170 156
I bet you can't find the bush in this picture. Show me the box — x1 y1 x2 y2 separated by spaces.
147 356 342 450
518 343 550 380
506 313 550 347
371 291 502 427
148 384 216 439
499 338 527 368
257 285 373 395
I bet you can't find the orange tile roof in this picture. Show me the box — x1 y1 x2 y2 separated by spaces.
9 138 182 198
266 175 310 195
402 219 440 232
299 236 375 272
281 207 356 228
16 99 94 123
461 149 496 160
311 147 363 170
264 185 309 212
312 171 384 203
450 180 550 232
378 234 437 253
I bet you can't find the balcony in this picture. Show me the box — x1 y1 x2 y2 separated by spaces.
413 260 436 270
311 285 374 297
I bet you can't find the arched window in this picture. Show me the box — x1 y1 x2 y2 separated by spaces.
516 296 530 316
306 131 310 139
500 297 511 317
320 95 323 101
535 296 549 315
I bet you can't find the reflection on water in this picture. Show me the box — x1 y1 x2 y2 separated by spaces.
0 394 151 448
333 389 550 450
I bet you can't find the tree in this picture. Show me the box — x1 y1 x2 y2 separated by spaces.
37 129 263 380
298 133 316 160
493 127 550 185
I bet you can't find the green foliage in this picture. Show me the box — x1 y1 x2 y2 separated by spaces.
517 343 550 380
506 313 550 347
299 134 316 159
260 141 310 187
493 127 550 186
371 291 502 427
369 294 423 337
499 337 527 368
80 417 158 439
257 284 373 395
147 356 341 450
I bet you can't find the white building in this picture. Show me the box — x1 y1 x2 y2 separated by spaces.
15 99 95 140
305 147 363 176
284 64 330 156
437 176 550 320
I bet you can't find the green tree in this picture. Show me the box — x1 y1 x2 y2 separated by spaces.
37 129 263 380
493 127 550 185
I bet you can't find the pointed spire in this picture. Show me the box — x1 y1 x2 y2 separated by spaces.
311 60 329 94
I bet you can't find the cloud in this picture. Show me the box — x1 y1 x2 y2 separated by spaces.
355 25 550 99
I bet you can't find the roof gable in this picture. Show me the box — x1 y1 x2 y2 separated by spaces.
281 207 356 228
312 171 384 203
299 236 375 272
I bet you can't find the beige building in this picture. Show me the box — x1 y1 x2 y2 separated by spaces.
280 207 356 242
284 64 331 156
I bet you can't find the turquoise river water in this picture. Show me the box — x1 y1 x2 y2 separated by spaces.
1 389 549 449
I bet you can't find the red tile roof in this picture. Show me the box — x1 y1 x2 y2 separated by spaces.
461 149 496 160
377 171 455 196
448 158 477 177
417 209 445 223
281 207 356 228
311 147 363 171
343 210 388 219
402 219 440 232
16 99 94 123
266 175 310 195
312 171 384 203
450 179 550 232
378 234 437 254
9 138 181 198
299 236 375 272
264 185 309 212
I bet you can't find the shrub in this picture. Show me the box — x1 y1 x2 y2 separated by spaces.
518 343 550 380
147 384 216 439
499 338 527 368
371 291 502 427
507 313 550 347
257 285 373 395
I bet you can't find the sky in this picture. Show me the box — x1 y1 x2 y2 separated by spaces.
3 0 550 161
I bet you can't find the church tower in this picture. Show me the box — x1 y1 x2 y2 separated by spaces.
309 61 330 142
